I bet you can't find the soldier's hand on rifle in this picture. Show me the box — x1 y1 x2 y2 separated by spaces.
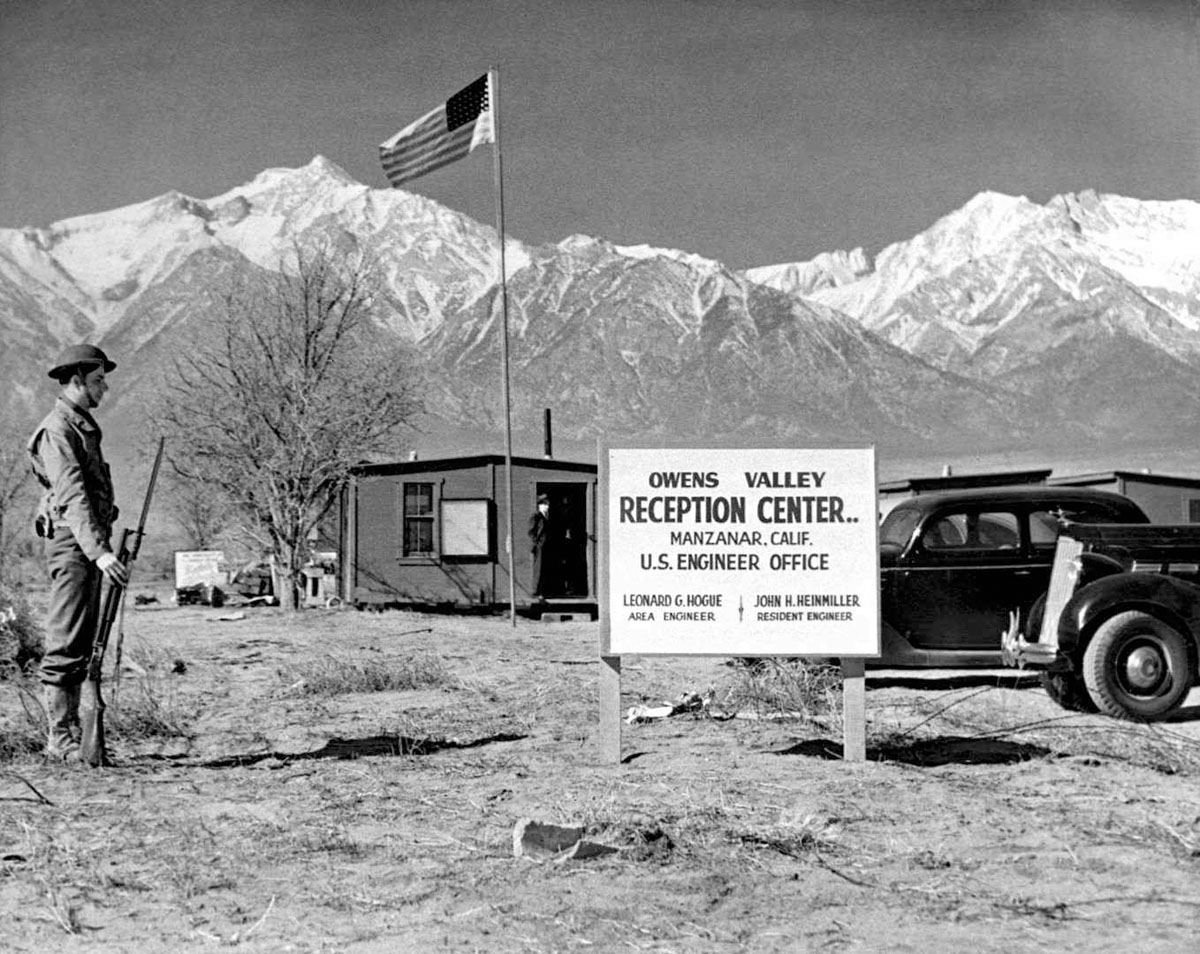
97 552 129 587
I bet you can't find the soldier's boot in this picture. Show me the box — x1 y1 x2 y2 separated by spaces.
44 685 80 760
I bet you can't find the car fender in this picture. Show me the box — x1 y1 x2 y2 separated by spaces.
1057 572 1200 665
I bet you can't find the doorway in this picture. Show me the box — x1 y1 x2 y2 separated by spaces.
532 481 590 598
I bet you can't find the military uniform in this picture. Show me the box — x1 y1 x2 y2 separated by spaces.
28 344 119 759
29 396 118 685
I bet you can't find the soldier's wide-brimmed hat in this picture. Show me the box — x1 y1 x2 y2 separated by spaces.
48 344 116 381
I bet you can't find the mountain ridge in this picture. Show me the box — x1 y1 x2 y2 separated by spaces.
2 158 1197 464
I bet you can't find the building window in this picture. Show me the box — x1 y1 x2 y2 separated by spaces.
403 482 435 555
1187 498 1200 524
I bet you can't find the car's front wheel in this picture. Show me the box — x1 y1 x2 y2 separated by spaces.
1039 671 1097 713
1081 611 1192 721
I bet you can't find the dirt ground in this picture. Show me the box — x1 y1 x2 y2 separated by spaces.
2 587 1199 953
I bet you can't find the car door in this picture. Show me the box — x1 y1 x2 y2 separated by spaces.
888 506 1034 651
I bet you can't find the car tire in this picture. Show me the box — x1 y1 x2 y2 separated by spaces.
1039 672 1098 713
1081 611 1191 721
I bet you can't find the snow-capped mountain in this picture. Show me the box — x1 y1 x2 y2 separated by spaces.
417 232 1018 447
1 158 1197 458
745 190 1200 374
743 188 1200 449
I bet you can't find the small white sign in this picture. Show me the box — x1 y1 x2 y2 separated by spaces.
441 499 491 556
606 447 879 656
174 550 225 588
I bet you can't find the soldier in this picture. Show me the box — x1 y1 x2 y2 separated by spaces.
28 344 128 760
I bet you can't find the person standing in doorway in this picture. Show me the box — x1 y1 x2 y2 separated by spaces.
528 493 554 600
27 344 127 760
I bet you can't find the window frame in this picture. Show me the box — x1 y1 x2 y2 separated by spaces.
918 508 1024 558
401 481 438 561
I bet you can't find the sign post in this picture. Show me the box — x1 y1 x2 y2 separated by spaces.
600 446 879 762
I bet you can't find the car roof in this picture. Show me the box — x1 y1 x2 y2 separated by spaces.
887 484 1147 515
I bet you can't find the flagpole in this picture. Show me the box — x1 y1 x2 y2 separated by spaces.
490 67 519 626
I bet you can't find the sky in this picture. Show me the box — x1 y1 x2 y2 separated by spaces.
0 0 1196 268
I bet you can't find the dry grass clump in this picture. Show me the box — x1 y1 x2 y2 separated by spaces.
0 585 49 760
108 676 191 741
106 641 194 743
0 678 45 761
278 651 456 696
716 658 842 722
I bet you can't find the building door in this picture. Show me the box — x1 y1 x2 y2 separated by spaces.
533 481 590 598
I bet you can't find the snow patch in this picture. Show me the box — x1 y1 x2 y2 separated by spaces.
613 242 722 271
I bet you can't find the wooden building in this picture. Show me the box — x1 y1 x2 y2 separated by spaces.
1048 470 1200 525
340 454 598 613
878 466 1200 525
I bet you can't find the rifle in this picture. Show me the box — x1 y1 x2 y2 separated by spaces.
80 436 165 767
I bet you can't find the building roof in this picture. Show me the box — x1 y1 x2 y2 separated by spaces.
351 453 597 478
884 484 1148 518
1049 470 1200 490
879 468 1051 495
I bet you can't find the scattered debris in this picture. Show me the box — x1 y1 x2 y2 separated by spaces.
175 583 226 607
627 825 675 862
170 659 188 675
133 594 159 606
214 611 247 623
512 818 619 863
625 691 708 724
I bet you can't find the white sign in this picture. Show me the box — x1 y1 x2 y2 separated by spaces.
441 499 491 557
174 550 225 588
606 447 879 656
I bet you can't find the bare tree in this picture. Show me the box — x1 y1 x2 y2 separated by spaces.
0 409 36 587
165 471 230 551
157 240 421 609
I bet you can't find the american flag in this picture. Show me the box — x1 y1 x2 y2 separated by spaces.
379 73 495 187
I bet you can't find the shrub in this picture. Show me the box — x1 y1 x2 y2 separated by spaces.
717 657 843 722
0 677 45 761
0 582 42 678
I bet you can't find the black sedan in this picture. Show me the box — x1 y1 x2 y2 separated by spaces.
877 486 1148 667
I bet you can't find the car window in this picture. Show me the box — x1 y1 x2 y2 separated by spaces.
922 514 967 549
880 507 921 547
922 511 1019 551
1030 510 1062 549
976 512 1019 548
1031 502 1142 551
